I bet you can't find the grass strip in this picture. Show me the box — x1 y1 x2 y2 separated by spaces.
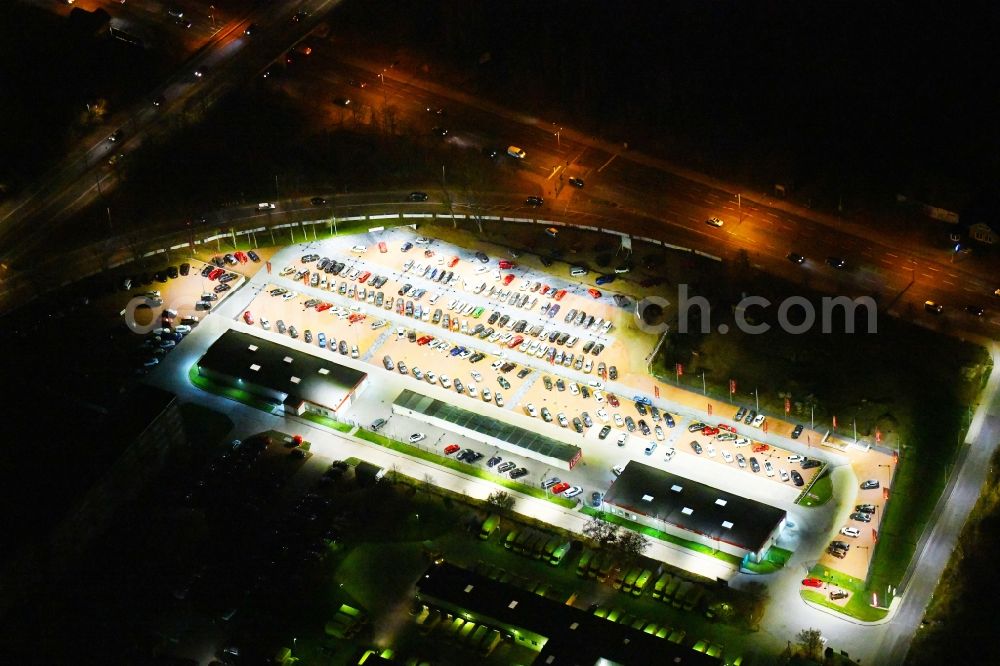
579 507 743 566
188 364 277 413
352 429 578 508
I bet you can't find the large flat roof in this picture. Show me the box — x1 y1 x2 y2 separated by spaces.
198 329 366 410
417 561 718 665
394 389 581 463
604 461 786 554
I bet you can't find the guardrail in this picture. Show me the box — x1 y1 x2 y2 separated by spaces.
0 203 723 314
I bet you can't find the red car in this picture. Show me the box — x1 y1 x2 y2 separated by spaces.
243 310 254 325
378 241 387 253
507 335 524 349
540 285 551 296
701 426 720 437
444 444 461 455
502 273 515 286
718 424 736 433
752 443 770 453
236 251 250 263
553 289 567 301
208 267 224 280
348 313 366 323
315 302 332 312
802 578 823 589
551 482 571 494
417 336 434 346
498 260 515 269
357 271 371 283
587 288 602 299
607 394 620 407
448 256 460 268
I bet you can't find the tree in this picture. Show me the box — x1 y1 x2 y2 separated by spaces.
582 513 619 550
796 628 824 660
486 490 515 516
736 581 770 630
613 529 650 564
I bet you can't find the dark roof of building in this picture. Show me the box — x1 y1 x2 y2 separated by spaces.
604 461 786 554
417 561 719 666
198 329 366 410
393 389 581 463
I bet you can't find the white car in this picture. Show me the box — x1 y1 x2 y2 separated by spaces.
841 526 861 538
569 383 579 395
482 388 492 402
409 433 426 443
613 414 624 427
426 371 437 385
722 451 734 463
751 413 767 428
471 371 482 382
787 454 802 463
525 403 537 417
563 486 583 499
593 390 605 403
612 464 626 476
616 432 627 447
706 445 716 457
779 468 790 482
734 437 751 448
350 245 367 254
175 324 193 335
583 359 593 373
468 384 478 397
764 461 775 476
257 320 269 331
654 425 664 441
596 408 609 422
664 446 676 461
281 291 297 301
396 327 406 338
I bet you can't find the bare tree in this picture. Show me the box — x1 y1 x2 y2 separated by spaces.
613 529 650 565
421 473 435 494
486 490 515 516
796 627 823 660
740 581 770 630
582 513 619 550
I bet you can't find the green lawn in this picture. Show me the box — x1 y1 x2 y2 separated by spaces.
741 546 793 574
797 471 833 507
300 411 354 432
352 429 578 508
802 565 889 622
187 363 278 413
579 507 743 567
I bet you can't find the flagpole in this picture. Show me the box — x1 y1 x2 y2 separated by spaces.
755 388 759 412
702 372 706 396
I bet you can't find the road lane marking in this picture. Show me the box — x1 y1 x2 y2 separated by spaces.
597 154 618 172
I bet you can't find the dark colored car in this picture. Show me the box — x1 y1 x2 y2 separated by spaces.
598 425 611 440
802 458 823 470
525 196 544 207
568 176 584 188
791 424 804 439
790 470 804 486
310 196 327 205
749 457 761 473
690 441 703 455
826 257 847 269
787 252 806 264
475 251 489 263
408 191 429 202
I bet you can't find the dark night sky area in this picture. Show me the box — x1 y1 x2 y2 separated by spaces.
355 0 1000 206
